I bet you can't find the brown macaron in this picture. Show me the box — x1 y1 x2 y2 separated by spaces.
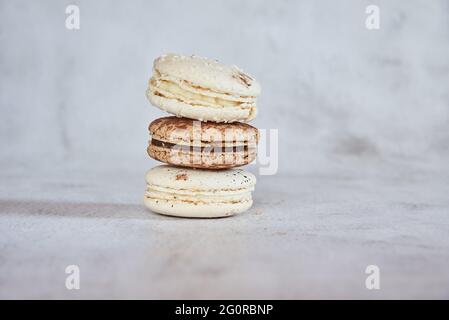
147 116 259 169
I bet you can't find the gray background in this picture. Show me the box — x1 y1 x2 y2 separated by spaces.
1 0 448 299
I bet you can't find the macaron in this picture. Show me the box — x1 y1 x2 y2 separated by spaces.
146 53 261 123
147 116 259 169
144 165 256 218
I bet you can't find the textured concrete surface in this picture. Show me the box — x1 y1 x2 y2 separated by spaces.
1 160 448 299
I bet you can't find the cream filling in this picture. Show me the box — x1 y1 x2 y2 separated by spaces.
149 134 257 149
145 184 253 204
150 77 256 109
154 72 256 102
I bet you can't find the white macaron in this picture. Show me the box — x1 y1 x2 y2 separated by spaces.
144 165 256 218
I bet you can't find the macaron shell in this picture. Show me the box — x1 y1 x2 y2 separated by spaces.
148 116 259 145
147 89 257 123
147 144 257 169
143 196 253 218
153 54 261 97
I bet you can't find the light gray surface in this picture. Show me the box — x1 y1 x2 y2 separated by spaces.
1 0 449 299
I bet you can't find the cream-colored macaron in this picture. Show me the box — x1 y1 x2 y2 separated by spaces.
146 53 261 123
144 165 256 218
147 116 259 169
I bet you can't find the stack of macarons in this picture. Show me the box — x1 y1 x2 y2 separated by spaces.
144 53 261 218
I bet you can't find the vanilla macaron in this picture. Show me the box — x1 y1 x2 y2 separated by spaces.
147 116 259 169
146 53 261 123
144 165 256 218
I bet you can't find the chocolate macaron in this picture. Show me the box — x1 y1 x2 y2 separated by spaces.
144 165 256 218
147 116 258 169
